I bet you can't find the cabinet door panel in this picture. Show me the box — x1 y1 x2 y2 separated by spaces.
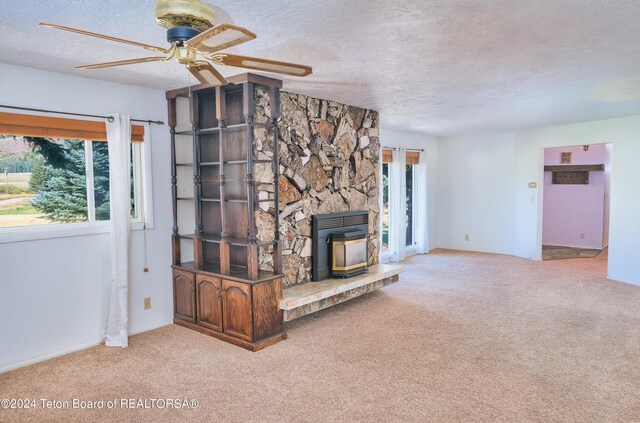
196 275 223 332
173 270 196 322
222 280 252 342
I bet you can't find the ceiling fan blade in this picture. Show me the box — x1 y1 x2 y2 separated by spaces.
185 23 256 53
187 62 228 87
40 22 169 54
77 56 171 70
217 54 312 77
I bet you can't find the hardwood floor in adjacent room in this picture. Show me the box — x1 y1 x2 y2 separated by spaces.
542 245 607 261
1 250 638 422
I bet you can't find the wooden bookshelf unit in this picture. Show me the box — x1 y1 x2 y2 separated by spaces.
167 73 285 351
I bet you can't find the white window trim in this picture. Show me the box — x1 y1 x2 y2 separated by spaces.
85 142 97 223
405 245 418 257
379 251 391 263
0 221 109 243
0 126 154 244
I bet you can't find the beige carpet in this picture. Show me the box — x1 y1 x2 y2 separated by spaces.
1 250 639 423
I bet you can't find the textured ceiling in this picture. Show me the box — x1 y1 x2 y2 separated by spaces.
2 0 640 136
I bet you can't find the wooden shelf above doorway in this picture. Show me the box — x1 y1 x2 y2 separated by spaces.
544 164 604 185
543 164 604 172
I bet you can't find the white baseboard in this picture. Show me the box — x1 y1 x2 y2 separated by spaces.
0 340 103 374
0 320 173 374
129 321 173 336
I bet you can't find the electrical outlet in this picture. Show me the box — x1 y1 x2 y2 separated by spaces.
464 235 470 241
144 297 151 310
580 233 586 240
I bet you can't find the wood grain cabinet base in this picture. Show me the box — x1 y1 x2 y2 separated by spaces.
173 268 286 351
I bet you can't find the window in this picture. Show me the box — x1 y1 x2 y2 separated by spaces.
405 151 419 247
405 163 416 246
0 136 143 229
0 112 149 233
91 141 141 221
381 162 390 252
381 148 393 253
381 148 420 256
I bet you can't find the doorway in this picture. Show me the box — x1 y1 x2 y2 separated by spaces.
541 143 612 261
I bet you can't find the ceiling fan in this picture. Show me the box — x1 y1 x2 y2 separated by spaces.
40 0 312 87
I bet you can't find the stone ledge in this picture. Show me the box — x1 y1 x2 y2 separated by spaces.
280 264 403 321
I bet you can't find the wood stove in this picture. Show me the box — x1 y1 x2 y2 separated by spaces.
312 211 369 281
331 230 368 278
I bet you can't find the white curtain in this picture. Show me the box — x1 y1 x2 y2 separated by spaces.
105 114 132 348
389 148 406 262
415 151 429 254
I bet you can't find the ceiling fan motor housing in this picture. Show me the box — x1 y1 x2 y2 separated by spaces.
155 0 215 31
167 26 201 43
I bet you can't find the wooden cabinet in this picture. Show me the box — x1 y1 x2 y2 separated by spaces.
172 265 286 351
222 280 252 342
173 270 196 323
196 274 223 332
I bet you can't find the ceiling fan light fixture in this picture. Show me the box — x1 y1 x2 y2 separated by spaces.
176 46 196 64
155 0 215 31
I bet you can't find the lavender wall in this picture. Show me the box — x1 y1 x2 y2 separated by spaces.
542 144 609 249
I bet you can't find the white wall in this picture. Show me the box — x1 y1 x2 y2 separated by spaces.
436 133 516 255
379 127 439 252
0 64 173 371
434 115 640 285
515 115 640 284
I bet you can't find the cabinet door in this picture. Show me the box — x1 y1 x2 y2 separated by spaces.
173 270 196 322
196 274 223 332
222 280 253 342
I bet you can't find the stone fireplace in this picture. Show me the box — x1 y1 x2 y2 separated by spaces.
253 90 380 287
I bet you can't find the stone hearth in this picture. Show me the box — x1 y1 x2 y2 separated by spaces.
280 264 403 321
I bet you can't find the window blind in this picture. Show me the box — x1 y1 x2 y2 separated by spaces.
406 151 420 165
382 148 393 163
0 112 144 142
